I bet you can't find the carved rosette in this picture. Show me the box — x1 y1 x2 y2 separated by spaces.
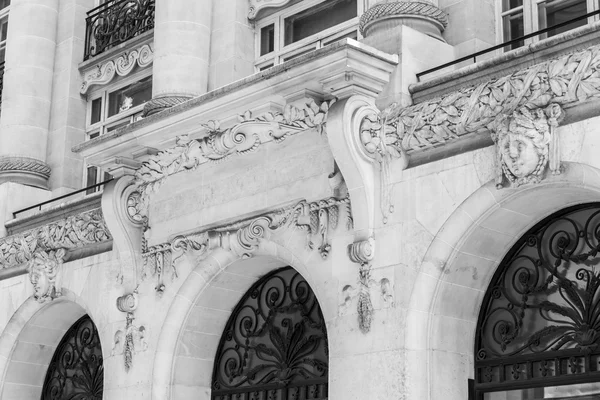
490 104 564 188
348 238 375 266
0 156 52 189
80 43 154 94
28 249 66 303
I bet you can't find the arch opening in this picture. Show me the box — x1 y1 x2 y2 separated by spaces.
211 266 329 400
475 202 600 400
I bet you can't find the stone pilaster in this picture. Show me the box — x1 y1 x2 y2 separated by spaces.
143 0 212 116
0 0 58 189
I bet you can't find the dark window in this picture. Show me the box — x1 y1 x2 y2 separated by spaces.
0 0 9 11
90 98 102 124
260 24 275 56
474 203 600 398
283 0 357 46
85 166 98 194
212 267 328 400
502 10 524 50
538 0 587 38
41 315 104 400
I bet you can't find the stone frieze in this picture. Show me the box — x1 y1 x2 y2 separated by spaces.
0 208 112 269
367 44 600 161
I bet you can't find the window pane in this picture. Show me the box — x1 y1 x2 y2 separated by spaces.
107 76 152 118
0 0 10 11
502 0 523 11
106 119 129 133
503 11 524 50
539 0 587 38
86 166 98 194
0 17 8 42
90 98 102 124
284 0 357 46
260 24 274 56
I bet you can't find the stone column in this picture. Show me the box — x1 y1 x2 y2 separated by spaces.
143 0 212 116
0 0 58 189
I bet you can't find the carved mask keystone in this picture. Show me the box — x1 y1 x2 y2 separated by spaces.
490 104 564 189
28 249 66 303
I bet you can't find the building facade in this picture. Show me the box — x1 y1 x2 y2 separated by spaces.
0 0 600 399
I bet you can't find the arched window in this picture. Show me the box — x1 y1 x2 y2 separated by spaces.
212 266 328 400
41 314 104 400
475 203 600 399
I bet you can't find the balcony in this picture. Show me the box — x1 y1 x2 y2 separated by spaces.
84 0 155 61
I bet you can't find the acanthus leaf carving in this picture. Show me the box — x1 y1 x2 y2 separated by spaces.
364 44 600 172
28 248 66 303
0 208 112 270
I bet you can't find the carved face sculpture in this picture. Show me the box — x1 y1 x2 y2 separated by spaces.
500 131 540 179
29 262 52 300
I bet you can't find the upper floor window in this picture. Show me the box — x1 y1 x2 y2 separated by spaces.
0 0 9 64
500 0 599 51
255 0 364 71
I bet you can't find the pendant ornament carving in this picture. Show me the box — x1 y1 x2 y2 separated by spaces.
363 44 600 169
490 104 564 188
113 290 147 371
0 208 112 270
28 249 66 303
81 43 154 94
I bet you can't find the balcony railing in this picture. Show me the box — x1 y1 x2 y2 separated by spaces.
84 0 155 61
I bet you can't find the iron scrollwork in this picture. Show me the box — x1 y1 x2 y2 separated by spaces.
41 315 104 400
212 267 328 400
84 0 155 60
475 203 600 394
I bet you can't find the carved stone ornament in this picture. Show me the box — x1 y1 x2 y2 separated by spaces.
0 208 112 270
0 156 52 189
490 104 564 188
80 43 153 94
142 195 352 293
247 0 293 20
348 238 375 266
359 1 449 36
365 44 600 167
111 311 147 372
28 249 66 303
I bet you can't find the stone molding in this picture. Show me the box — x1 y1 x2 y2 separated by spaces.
359 1 449 36
142 195 352 293
247 0 293 20
80 43 153 94
0 208 112 270
0 156 52 188
358 43 600 174
141 95 191 117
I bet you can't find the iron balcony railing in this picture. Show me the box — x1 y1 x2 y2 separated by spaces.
417 8 600 81
84 0 155 61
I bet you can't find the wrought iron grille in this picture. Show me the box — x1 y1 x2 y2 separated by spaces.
212 267 329 400
41 314 104 400
475 203 600 397
84 0 155 61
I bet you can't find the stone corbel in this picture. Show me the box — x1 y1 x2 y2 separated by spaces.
28 249 66 303
102 174 146 287
248 0 293 20
112 290 147 372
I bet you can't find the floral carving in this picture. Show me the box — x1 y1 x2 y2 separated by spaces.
0 208 112 269
134 99 335 189
111 312 147 371
81 43 153 94
372 45 600 162
28 249 66 303
490 104 564 188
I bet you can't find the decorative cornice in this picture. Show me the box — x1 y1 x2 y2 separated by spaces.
363 43 600 168
248 0 293 20
142 95 191 117
80 43 153 94
359 1 449 36
0 156 51 177
142 195 352 293
134 99 335 188
0 208 112 269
